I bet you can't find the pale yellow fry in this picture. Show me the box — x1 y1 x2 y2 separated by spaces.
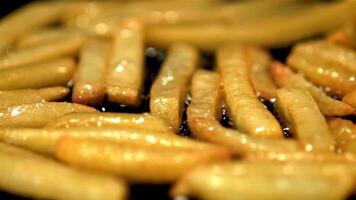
172 161 353 200
276 88 335 152
106 20 144 106
0 143 127 200
46 112 171 132
0 127 214 156
146 2 356 50
287 43 356 96
72 38 110 105
327 21 356 49
17 27 86 48
217 45 283 138
0 102 97 128
248 46 276 99
342 89 356 108
0 87 69 108
0 34 86 69
0 2 62 54
188 70 299 155
0 58 76 90
270 61 355 116
328 118 356 154
56 137 231 183
150 43 199 131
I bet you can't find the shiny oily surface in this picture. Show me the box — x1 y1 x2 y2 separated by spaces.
328 118 356 154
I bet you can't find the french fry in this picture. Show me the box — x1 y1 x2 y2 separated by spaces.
342 89 356 108
188 70 299 155
0 127 213 156
17 27 86 48
150 43 199 131
276 88 335 152
248 46 276 99
328 118 356 154
287 42 356 96
0 87 69 108
327 21 356 49
0 34 86 69
72 38 110 105
46 112 171 132
0 102 97 128
106 20 144 106
270 61 355 116
146 1 356 50
0 143 127 200
0 58 76 90
0 2 62 54
172 161 353 200
217 45 283 138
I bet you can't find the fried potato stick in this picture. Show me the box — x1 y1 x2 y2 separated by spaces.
56 137 230 183
0 58 76 90
217 45 282 138
106 20 144 106
276 88 336 152
328 118 356 154
188 70 299 155
0 143 127 200
46 112 171 132
0 87 69 108
150 43 199 131
0 102 97 128
72 38 110 105
342 89 356 108
270 61 355 116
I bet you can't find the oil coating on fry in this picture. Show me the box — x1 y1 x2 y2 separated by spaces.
328 118 356 154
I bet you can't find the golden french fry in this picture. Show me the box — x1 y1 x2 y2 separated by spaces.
46 112 171 132
276 88 335 152
0 143 127 200
150 43 199 131
327 21 356 49
0 2 62 54
188 70 299 155
146 2 356 50
106 20 144 106
72 38 110 105
0 127 213 156
287 42 356 96
0 34 86 69
328 118 356 154
342 89 356 108
56 137 231 183
172 161 353 200
0 102 97 128
270 61 355 116
17 27 86 48
217 45 283 138
0 58 76 90
0 87 69 108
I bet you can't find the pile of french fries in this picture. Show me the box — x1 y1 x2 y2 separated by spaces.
1 0 356 200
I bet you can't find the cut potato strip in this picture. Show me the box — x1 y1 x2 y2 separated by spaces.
0 127 214 156
188 70 299 155
287 43 356 96
342 89 356 108
72 38 110 105
147 2 356 50
276 88 335 152
0 102 97 128
217 45 282 138
17 27 86 48
248 46 276 99
0 87 69 108
46 112 171 132
172 161 353 200
150 43 199 131
0 58 76 90
0 2 62 54
328 118 356 154
106 20 144 106
56 137 231 183
270 61 355 116
0 34 86 69
0 143 127 200
327 22 356 49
